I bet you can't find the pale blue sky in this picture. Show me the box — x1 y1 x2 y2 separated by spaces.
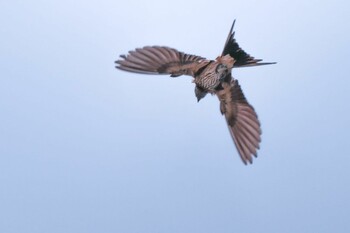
1 0 350 232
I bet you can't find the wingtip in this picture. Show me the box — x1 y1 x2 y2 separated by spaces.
114 60 122 69
241 158 253 165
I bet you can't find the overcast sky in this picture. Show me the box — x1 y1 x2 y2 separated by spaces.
1 0 350 233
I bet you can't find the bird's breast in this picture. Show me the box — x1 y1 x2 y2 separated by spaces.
194 63 224 91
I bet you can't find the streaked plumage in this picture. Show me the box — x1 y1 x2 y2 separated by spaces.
115 20 275 164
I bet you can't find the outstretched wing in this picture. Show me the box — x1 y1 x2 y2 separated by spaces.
222 20 276 67
115 46 209 77
217 79 261 164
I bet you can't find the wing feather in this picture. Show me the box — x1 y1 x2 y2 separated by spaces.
217 79 261 164
115 46 208 77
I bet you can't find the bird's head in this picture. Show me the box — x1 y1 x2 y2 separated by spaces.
194 85 208 102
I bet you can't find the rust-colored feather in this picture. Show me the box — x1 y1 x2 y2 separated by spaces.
217 79 261 164
115 46 208 77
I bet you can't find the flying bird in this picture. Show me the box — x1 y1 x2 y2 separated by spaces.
115 20 275 164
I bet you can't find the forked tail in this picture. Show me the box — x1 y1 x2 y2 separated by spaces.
222 20 276 67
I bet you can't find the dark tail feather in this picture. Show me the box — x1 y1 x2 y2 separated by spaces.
235 61 277 68
222 20 276 67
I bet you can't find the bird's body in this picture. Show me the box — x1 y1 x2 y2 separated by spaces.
194 55 234 92
115 20 275 164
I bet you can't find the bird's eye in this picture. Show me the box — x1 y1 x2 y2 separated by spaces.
215 64 227 73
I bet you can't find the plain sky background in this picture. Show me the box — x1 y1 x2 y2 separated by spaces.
1 0 350 232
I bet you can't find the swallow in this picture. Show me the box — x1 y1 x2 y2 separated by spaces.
115 20 275 164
